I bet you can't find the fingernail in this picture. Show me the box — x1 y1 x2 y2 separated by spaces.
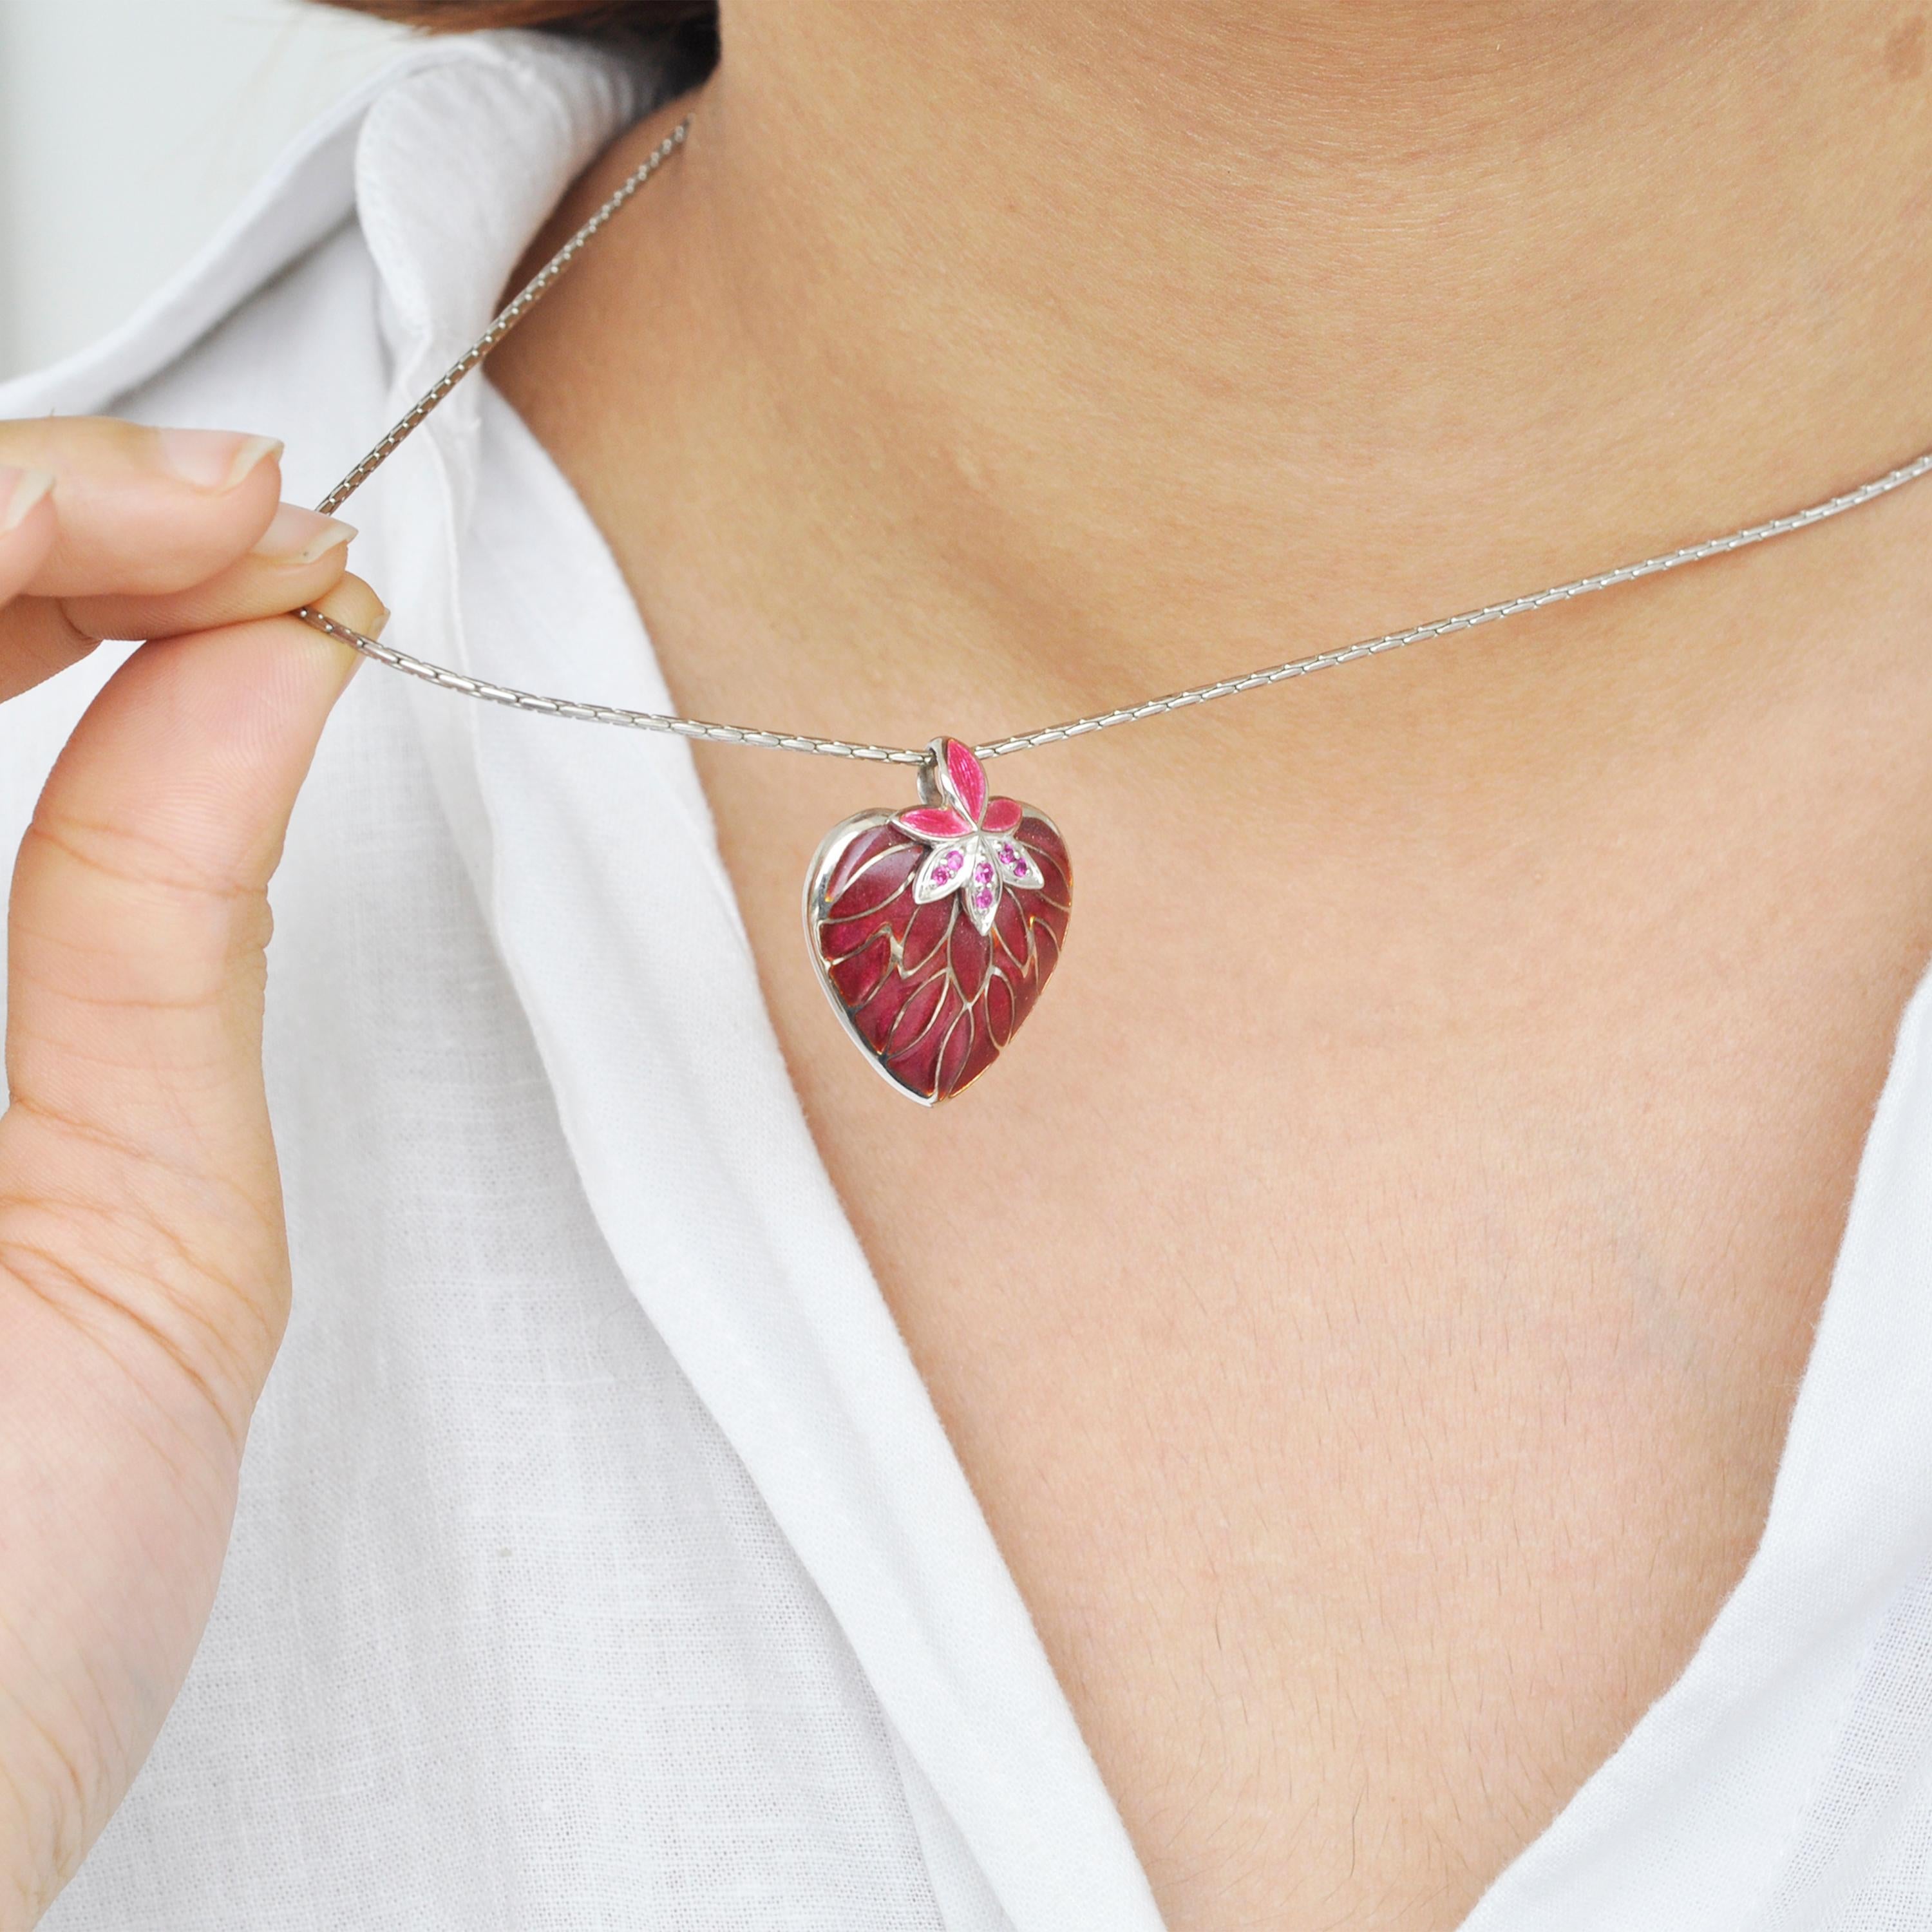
365 603 391 639
156 428 283 492
0 466 55 533
251 503 357 566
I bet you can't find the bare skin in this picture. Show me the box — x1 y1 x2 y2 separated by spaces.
486 3 1932 1926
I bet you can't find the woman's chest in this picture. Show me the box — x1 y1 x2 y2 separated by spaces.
716 698 1932 1930
815 1051 1853 1927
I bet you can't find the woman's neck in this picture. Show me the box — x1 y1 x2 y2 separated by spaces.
503 0 1932 770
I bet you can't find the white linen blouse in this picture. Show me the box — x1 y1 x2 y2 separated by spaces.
4 32 1932 1932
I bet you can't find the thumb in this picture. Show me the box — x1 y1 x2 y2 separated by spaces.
1 577 384 1435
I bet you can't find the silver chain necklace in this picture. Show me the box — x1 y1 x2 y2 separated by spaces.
296 110 1932 1104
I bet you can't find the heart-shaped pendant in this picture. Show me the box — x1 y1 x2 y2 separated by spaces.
805 737 1072 1104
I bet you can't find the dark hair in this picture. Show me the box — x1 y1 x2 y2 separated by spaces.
319 1 719 66
321 0 710 26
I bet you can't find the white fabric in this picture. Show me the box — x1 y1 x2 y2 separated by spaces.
2 31 1931 1931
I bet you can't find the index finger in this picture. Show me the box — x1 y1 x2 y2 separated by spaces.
0 417 285 600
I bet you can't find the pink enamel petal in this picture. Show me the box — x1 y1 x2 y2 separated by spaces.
895 805 975 841
980 797 1023 834
942 738 988 823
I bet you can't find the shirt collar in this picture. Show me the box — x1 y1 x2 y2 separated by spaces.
339 41 1170 1932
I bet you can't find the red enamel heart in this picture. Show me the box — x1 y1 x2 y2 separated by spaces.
804 738 1072 1104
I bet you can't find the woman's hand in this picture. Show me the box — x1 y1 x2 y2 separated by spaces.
0 422 383 1927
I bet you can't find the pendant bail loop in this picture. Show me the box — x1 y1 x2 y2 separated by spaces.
916 736 951 809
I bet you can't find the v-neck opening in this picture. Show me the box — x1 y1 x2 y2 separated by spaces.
455 373 1932 1931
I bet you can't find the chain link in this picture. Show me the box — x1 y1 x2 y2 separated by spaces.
311 120 689 522
298 108 1932 768
297 605 929 764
